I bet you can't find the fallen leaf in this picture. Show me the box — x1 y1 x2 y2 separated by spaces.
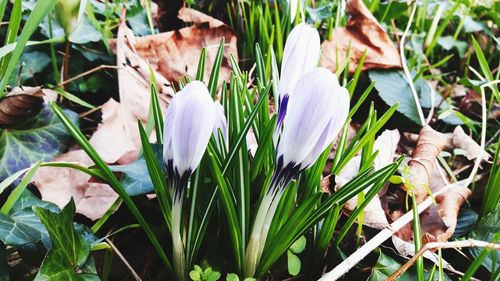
88 99 138 164
117 7 237 89
447 126 490 162
320 0 401 73
34 149 118 221
0 87 44 126
0 104 78 182
116 13 172 122
401 126 449 202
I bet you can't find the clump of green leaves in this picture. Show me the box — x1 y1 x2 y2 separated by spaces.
189 265 221 281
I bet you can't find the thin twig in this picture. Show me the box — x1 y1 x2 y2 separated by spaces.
425 82 436 124
58 65 120 87
105 238 142 281
387 239 500 281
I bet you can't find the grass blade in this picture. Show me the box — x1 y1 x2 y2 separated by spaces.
208 38 225 98
0 161 41 214
138 121 171 231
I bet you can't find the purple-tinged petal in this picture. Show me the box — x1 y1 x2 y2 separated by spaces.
279 23 320 104
170 81 216 177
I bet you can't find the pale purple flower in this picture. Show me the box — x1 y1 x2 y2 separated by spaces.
276 23 321 137
271 68 350 193
163 81 217 201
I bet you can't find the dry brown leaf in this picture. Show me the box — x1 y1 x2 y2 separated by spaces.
448 126 490 162
122 7 237 89
380 126 473 257
33 99 136 219
0 87 44 126
34 16 169 219
34 150 118 221
386 181 472 254
402 126 448 202
320 0 402 73
116 14 172 122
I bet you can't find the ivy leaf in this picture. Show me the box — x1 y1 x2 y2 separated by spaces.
469 205 500 272
0 104 78 181
109 157 153 196
369 250 411 281
9 51 51 85
0 190 59 266
33 199 99 281
437 36 468 57
369 249 451 281
68 19 102 44
452 208 478 238
368 70 462 126
109 144 163 196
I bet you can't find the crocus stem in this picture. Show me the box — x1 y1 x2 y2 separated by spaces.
258 189 285 256
244 183 285 278
244 193 274 277
172 197 186 281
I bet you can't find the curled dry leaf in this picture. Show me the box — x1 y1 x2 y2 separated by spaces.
116 13 172 123
380 126 474 260
320 0 402 73
447 126 490 162
402 125 448 202
0 87 44 126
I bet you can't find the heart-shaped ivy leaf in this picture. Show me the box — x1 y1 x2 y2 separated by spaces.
0 104 78 182
33 199 99 281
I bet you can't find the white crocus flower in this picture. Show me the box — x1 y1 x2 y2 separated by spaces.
276 68 349 179
276 23 321 138
163 80 219 281
163 81 216 200
245 68 350 277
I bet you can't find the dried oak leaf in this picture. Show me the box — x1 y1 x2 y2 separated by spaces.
447 126 490 162
320 0 402 73
116 14 172 123
0 87 44 126
119 7 237 89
